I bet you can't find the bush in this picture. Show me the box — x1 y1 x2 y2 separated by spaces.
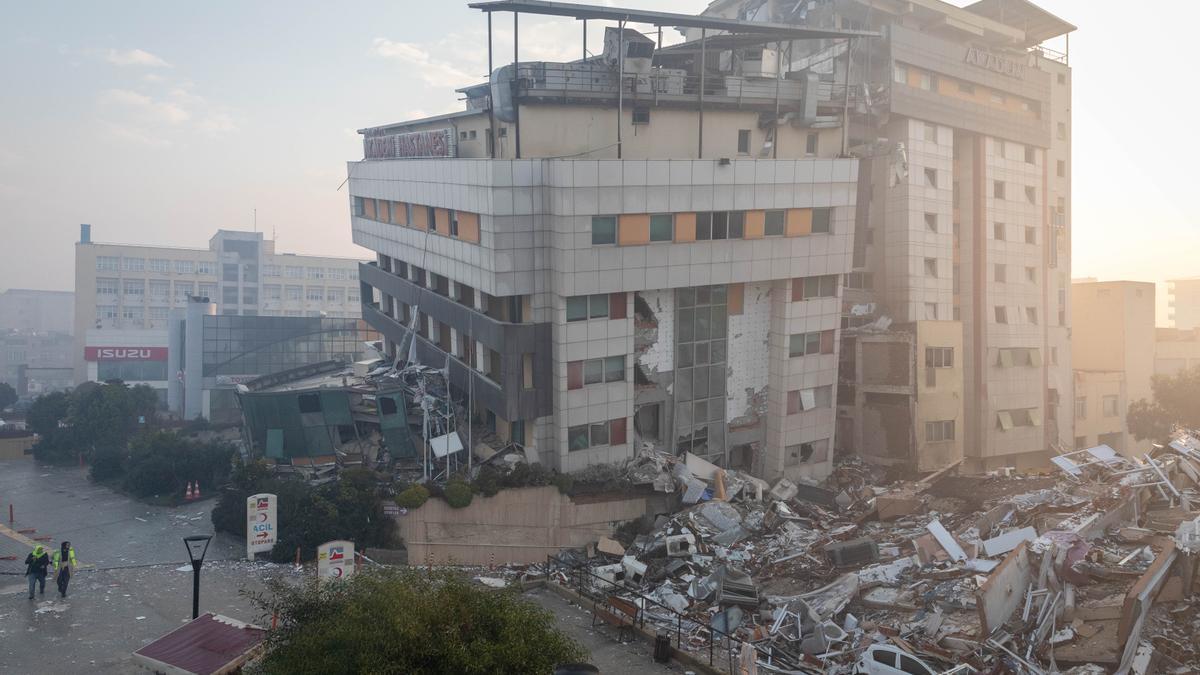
121 431 235 501
395 485 430 509
444 480 474 508
552 472 574 494
249 568 586 673
89 445 127 483
472 465 502 497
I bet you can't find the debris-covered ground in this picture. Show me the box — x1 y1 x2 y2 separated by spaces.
540 434 1200 674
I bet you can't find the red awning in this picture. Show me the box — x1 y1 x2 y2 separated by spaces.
132 613 266 675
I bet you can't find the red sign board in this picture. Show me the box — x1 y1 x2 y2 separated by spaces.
84 346 168 362
363 128 454 160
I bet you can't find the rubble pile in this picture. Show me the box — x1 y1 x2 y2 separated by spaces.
554 434 1200 674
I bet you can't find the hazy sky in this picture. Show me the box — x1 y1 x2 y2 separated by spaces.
1 1 1196 324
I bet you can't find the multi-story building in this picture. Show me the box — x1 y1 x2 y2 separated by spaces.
1167 278 1200 330
0 289 74 334
1071 280 1156 457
74 226 364 400
349 4 872 481
707 0 1075 472
1155 327 1200 377
1 330 74 397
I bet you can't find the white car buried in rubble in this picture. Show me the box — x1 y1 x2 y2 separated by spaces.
854 644 970 675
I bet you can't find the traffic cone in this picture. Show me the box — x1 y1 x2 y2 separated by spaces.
185 482 194 501
193 481 201 499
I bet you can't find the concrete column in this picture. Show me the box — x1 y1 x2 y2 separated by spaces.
183 299 216 420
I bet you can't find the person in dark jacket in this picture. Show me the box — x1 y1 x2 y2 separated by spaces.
24 544 50 599
52 541 78 598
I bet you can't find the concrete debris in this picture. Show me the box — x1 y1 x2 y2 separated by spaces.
550 431 1200 674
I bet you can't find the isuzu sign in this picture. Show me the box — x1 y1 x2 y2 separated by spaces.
317 540 356 582
246 493 278 559
363 127 455 159
84 346 168 361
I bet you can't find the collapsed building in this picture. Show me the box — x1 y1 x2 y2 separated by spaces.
547 432 1200 674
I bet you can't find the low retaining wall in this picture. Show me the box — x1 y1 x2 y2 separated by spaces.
0 435 34 460
396 486 673 566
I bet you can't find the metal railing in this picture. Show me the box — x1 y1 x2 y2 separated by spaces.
545 552 790 673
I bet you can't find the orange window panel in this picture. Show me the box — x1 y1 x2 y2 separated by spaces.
786 208 812 236
618 214 650 245
392 202 408 226
410 205 429 230
674 213 697 242
363 198 377 220
727 283 745 315
743 211 765 239
457 212 481 243
434 208 451 233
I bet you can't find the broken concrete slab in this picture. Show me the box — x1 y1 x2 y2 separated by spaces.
981 526 1038 558
597 536 626 557
927 519 967 562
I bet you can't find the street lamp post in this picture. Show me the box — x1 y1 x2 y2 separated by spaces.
183 534 213 620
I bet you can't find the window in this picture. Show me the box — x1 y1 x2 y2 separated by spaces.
924 212 937 232
1026 307 1038 325
812 208 831 234
737 129 751 154
764 210 786 237
1051 346 1058 365
923 168 937 188
96 305 118 321
263 264 281 277
591 216 617 245
994 264 1006 283
306 267 325 280
306 287 324 302
121 306 144 323
993 181 1005 199
893 63 908 84
348 289 360 303
1057 122 1066 140
174 282 193 302
286 285 303 301
96 278 119 296
924 303 938 320
1056 160 1065 177
786 385 832 414
568 356 626 389
242 287 257 305
805 132 818 155
122 257 145 272
566 294 609 321
175 260 194 274
990 91 1006 105
264 285 281 301
123 280 144 297
926 420 955 442
785 439 829 465
149 306 170 321
994 222 1006 241
873 648 897 668
1025 226 1037 244
792 274 838 300
449 210 459 236
632 107 650 125
1075 397 1087 420
284 266 303 279
1024 145 1036 164
998 408 1041 430
924 258 938 277
568 419 626 451
149 280 169 301
148 258 169 273
1025 186 1037 205
994 306 1008 324
97 256 120 271
1025 267 1037 283
923 122 937 143
326 288 343 304
789 330 832 357
918 71 933 91
926 347 954 368
197 261 217 275
352 196 365 217
649 214 674 242
1102 395 1119 418
198 283 217 299
222 286 239 304
222 263 239 282
958 81 975 94
329 268 348 281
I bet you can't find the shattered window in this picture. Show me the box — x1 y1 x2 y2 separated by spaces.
764 210 786 236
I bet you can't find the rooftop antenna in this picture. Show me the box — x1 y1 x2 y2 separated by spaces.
253 208 257 233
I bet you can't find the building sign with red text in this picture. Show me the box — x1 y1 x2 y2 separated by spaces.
363 127 455 159
84 346 169 361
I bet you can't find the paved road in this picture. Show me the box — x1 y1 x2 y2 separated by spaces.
0 458 289 672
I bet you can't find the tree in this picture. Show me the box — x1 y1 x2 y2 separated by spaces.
0 382 16 411
249 568 586 674
1128 365 1200 442
29 382 160 465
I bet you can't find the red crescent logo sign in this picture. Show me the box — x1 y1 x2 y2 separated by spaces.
258 513 269 522
333 567 344 578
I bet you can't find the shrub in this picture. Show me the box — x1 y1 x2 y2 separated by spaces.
472 465 502 497
552 472 574 494
395 485 430 509
444 480 474 508
89 444 127 483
